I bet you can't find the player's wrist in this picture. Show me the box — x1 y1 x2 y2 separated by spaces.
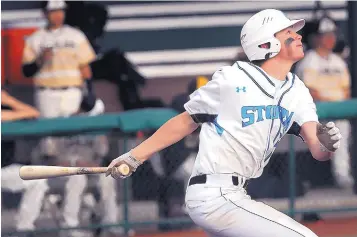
130 148 147 163
126 150 143 167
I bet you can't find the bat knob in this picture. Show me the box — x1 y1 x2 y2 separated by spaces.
118 164 130 176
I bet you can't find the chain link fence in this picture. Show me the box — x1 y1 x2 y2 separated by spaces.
2 118 357 237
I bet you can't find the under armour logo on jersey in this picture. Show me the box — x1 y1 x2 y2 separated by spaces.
262 17 273 25
236 87 247 93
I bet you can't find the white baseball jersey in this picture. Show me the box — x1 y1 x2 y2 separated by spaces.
184 61 318 179
295 50 350 102
23 25 96 88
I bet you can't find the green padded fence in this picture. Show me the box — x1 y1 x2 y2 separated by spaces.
2 99 357 236
1 108 178 138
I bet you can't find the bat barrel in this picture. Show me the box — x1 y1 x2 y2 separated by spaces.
19 166 108 180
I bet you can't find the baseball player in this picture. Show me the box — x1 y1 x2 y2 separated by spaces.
21 2 96 236
295 16 353 189
22 0 96 118
61 97 122 237
1 90 48 233
106 9 342 237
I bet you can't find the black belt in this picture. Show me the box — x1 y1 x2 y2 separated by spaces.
37 86 81 90
188 174 248 189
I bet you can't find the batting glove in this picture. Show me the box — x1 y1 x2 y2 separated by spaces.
317 122 342 152
105 151 142 179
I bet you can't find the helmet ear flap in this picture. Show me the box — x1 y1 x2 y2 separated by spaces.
264 37 281 59
244 36 282 61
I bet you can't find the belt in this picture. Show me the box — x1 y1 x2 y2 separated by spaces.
188 174 248 189
37 86 81 90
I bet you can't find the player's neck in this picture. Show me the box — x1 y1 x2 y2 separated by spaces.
47 24 63 31
261 59 292 81
315 47 331 58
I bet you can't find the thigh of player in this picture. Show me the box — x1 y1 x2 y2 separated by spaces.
2 164 27 192
2 164 48 192
60 87 83 117
186 186 318 237
35 88 62 118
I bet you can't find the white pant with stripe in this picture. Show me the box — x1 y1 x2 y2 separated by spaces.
185 174 318 237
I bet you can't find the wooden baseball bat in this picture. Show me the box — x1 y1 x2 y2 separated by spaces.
19 164 130 180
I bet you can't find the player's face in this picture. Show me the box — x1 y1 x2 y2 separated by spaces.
275 27 304 62
46 9 65 27
318 32 337 51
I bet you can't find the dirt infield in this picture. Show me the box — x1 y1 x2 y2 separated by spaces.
136 218 357 237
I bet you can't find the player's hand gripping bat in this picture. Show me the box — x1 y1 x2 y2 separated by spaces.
106 151 143 179
19 164 130 180
316 122 342 152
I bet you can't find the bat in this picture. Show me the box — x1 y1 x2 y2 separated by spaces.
19 164 130 180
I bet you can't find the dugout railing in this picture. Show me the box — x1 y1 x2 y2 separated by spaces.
2 99 357 236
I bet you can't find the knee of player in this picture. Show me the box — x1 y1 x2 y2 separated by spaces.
27 179 49 192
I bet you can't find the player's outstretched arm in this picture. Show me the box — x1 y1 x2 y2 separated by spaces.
106 111 199 179
300 121 342 161
131 111 198 161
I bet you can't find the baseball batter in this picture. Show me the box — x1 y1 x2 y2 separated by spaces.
106 9 342 237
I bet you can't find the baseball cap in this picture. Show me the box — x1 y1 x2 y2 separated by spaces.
41 0 67 11
241 9 305 61
315 17 337 34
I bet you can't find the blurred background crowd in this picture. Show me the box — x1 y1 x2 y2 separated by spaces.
1 1 357 237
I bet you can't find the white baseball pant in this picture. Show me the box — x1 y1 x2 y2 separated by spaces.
1 164 49 231
185 174 319 237
331 119 354 188
97 174 122 235
35 87 82 118
35 87 85 236
60 174 121 237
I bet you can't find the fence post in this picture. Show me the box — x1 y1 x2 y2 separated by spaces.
288 135 296 218
348 1 357 194
122 138 130 236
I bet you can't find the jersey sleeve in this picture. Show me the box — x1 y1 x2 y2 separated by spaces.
184 69 224 124
75 31 96 66
294 82 319 126
22 38 37 64
340 62 351 89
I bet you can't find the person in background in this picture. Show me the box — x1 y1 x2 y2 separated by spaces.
21 1 97 236
64 98 121 237
67 94 122 237
28 93 112 237
1 90 49 236
295 16 354 189
22 0 96 119
168 75 209 190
